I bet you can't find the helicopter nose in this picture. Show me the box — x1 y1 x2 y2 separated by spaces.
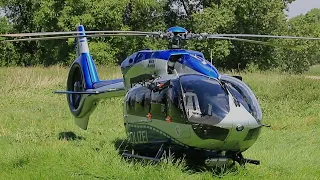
217 106 261 150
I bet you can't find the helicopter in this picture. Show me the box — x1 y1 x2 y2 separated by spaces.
2 25 320 168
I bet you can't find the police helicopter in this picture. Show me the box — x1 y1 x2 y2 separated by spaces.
2 25 320 168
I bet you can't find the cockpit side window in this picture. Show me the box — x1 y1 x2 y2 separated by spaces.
226 83 251 111
220 75 262 121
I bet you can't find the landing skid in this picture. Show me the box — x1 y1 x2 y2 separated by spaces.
120 146 260 168
122 143 165 163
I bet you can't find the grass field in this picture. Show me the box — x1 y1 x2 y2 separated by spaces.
0 66 320 180
305 65 320 76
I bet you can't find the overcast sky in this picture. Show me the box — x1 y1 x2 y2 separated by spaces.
287 0 320 18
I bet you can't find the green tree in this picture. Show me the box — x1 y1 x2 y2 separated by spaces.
274 8 320 73
188 3 234 67
221 0 288 70
2 0 320 75
162 0 295 71
0 17 19 66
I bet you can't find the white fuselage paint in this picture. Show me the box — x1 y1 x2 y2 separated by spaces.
218 94 260 145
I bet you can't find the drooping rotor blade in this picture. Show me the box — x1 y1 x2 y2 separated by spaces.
0 30 161 38
1 33 159 42
209 34 320 40
205 35 301 49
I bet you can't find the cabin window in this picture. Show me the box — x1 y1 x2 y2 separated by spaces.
167 79 188 123
125 90 136 114
150 86 168 120
134 89 145 115
144 90 151 114
126 87 152 116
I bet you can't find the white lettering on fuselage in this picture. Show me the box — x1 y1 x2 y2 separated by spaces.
147 59 155 68
129 131 149 144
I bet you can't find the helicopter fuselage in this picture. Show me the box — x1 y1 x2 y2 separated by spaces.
119 49 263 155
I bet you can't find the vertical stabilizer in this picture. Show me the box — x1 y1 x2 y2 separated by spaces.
73 24 99 88
76 25 90 56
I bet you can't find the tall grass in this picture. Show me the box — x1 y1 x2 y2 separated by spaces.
0 66 319 179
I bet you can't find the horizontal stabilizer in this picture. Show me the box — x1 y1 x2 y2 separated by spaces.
54 90 99 94
54 79 125 97
58 79 125 130
93 79 123 89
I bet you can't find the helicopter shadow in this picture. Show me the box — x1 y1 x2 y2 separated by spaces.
112 138 242 176
58 131 86 141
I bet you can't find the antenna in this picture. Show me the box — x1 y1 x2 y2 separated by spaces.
210 49 213 65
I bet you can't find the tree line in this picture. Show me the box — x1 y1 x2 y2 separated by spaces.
0 0 319 73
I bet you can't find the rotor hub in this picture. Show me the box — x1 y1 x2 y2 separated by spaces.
167 26 188 49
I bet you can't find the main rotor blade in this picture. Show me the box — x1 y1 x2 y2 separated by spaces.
210 34 320 40
1 33 152 42
206 36 301 49
0 30 161 37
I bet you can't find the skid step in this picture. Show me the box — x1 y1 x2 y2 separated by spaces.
244 158 260 165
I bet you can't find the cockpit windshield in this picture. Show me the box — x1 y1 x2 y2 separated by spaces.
179 75 230 124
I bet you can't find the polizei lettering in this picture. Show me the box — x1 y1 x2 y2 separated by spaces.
129 131 148 144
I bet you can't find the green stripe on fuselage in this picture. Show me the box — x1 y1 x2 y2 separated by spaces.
124 115 258 151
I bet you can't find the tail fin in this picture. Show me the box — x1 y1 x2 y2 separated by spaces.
74 25 99 89
55 25 125 130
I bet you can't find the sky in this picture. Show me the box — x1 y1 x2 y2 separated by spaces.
287 0 320 18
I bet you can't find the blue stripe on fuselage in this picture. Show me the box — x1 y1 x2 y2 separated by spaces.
120 49 220 78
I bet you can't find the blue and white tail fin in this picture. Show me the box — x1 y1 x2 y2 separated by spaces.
55 25 125 130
